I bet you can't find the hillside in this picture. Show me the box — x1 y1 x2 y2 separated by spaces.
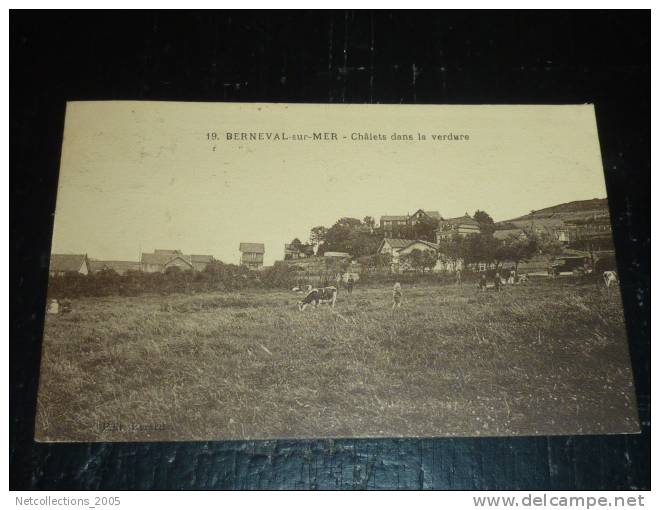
501 198 610 231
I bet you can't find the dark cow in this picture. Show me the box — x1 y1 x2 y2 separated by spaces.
298 286 338 311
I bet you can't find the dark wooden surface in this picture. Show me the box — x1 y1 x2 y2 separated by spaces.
10 12 650 490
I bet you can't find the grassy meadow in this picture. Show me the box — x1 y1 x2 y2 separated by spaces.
35 279 639 441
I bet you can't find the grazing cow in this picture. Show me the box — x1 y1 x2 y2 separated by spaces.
518 274 528 284
298 286 338 311
603 271 618 288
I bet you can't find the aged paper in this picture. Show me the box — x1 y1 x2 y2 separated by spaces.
36 102 639 441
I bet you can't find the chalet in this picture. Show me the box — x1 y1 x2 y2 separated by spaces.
140 250 215 273
396 240 440 257
88 260 141 275
435 214 481 241
380 209 442 238
284 243 306 260
378 238 441 259
377 238 463 273
567 217 612 240
189 254 215 272
411 209 441 224
141 250 193 273
239 243 265 270
49 254 89 277
563 216 614 252
379 215 411 238
376 238 411 257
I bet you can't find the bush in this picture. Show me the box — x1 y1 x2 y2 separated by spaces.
46 259 306 299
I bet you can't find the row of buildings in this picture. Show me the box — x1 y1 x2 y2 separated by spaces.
376 208 613 272
50 247 257 277
50 208 613 276
49 244 349 276
381 207 612 245
49 249 217 277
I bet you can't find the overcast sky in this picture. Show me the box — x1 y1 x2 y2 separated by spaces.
51 102 608 266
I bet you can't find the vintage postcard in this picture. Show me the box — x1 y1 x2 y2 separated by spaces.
36 102 639 441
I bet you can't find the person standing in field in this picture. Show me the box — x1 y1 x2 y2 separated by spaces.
392 282 403 309
455 268 462 286
347 275 354 294
479 274 487 291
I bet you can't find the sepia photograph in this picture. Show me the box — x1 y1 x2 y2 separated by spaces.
35 101 639 442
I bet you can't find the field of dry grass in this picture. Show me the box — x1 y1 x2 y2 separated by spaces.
35 279 639 441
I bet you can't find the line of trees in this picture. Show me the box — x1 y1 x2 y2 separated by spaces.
47 260 302 299
436 231 561 271
307 209 557 271
312 217 382 257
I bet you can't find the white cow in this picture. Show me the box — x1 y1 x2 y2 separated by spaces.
603 271 618 288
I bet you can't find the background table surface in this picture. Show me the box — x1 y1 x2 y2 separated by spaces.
10 11 650 490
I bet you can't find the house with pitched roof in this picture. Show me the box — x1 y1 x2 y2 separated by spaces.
435 214 481 241
411 209 442 223
284 243 305 260
379 215 411 238
189 254 215 271
239 243 265 270
140 249 215 273
49 254 90 277
377 238 463 273
379 209 442 239
377 238 412 257
376 239 435 269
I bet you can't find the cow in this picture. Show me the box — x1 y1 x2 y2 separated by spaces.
517 274 528 284
603 271 618 288
298 286 338 311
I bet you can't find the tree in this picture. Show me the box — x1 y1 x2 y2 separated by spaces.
261 261 295 288
436 232 466 261
421 250 438 273
309 226 328 246
363 216 375 229
324 217 364 254
412 216 439 242
334 217 363 229
462 232 500 266
316 241 328 256
350 232 382 258
473 210 496 235
539 238 563 261
408 249 425 272
377 253 392 269
506 235 538 271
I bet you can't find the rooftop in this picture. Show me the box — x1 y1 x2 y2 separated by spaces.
239 243 265 254
381 215 409 221
440 214 480 226
49 254 87 273
382 238 413 249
